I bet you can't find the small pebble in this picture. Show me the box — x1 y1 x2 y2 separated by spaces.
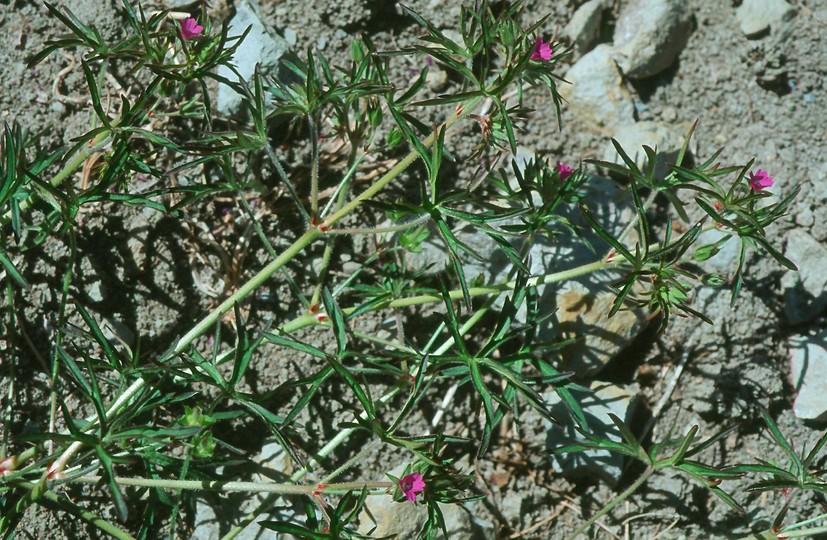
283 27 297 46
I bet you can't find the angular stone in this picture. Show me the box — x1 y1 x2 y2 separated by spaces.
613 0 692 79
546 382 640 486
781 229 827 324
563 0 609 55
693 228 740 274
192 440 296 540
192 499 221 540
559 45 636 132
165 0 197 7
554 279 649 376
788 331 827 422
736 0 794 38
216 0 290 116
357 465 493 539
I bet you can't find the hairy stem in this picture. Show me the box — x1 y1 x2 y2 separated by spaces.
68 475 392 496
281 258 612 334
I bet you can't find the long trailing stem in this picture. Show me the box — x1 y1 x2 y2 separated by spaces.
5 241 613 479
281 258 612 334
66 475 392 496
4 95 484 476
174 96 481 354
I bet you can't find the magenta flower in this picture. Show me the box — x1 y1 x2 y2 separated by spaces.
748 169 774 191
180 17 204 40
557 161 574 181
399 472 425 502
531 37 553 62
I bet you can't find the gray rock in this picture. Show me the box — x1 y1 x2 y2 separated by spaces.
358 499 489 539
563 0 609 55
603 121 688 181
255 441 294 480
788 331 827 421
555 278 649 376
613 0 692 79
283 27 297 47
736 0 794 38
746 40 791 87
546 382 640 485
193 498 221 540
165 0 197 7
516 173 647 376
216 0 290 116
693 229 740 274
559 45 636 132
192 441 297 540
359 496 427 538
357 465 493 539
782 229 827 324
88 280 104 302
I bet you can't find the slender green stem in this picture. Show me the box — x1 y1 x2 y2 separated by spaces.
237 194 309 308
310 150 365 310
8 247 612 479
320 151 366 219
68 475 391 495
5 95 486 477
308 115 320 219
219 303 490 540
238 195 278 260
564 467 655 540
322 441 381 484
309 234 335 311
281 258 612 334
177 99 482 353
776 525 827 538
265 142 310 223
173 227 320 354
326 213 430 235
738 514 827 540
49 230 77 455
736 531 785 540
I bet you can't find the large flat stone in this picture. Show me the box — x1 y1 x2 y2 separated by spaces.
216 0 289 116
781 229 827 324
546 382 640 486
559 45 636 132
788 331 827 422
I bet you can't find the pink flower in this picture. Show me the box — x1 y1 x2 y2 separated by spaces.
748 169 774 191
399 472 425 502
0 457 16 477
557 161 574 181
180 17 204 40
530 37 553 62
